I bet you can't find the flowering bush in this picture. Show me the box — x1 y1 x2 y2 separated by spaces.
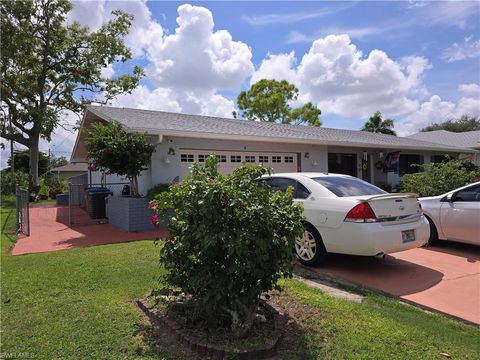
150 155 304 337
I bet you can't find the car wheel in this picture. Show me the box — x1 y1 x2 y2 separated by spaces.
426 216 438 246
295 223 328 266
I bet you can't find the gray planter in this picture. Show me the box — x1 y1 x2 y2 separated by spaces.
106 196 169 232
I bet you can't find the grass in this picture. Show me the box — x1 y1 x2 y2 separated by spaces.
1 197 479 359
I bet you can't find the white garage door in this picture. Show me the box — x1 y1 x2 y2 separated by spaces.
179 149 298 179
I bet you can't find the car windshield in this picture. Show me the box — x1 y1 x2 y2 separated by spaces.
313 176 387 197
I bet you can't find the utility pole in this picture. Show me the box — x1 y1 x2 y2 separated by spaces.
9 116 15 184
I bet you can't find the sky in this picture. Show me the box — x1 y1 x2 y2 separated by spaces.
2 0 480 168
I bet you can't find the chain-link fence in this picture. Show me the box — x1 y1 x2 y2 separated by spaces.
16 185 30 236
68 182 130 226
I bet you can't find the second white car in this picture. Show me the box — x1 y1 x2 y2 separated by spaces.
263 173 430 266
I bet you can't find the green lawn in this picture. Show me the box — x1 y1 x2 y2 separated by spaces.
1 198 479 359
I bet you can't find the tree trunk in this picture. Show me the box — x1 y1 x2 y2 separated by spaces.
29 132 40 189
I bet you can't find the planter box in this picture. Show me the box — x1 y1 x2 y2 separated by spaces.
106 196 170 232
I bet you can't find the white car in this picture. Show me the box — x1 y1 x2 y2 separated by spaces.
263 173 429 266
420 181 480 246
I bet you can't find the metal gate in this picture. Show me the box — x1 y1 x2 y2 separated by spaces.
16 185 30 236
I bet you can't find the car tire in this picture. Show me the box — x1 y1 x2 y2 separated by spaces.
426 216 438 246
295 223 328 267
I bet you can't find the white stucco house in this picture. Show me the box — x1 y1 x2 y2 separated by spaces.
70 105 477 195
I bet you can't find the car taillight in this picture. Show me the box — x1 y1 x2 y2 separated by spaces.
345 202 377 223
417 201 422 213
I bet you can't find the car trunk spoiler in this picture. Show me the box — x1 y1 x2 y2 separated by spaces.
361 193 419 202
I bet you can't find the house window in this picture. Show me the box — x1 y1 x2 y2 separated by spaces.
259 155 269 163
198 154 209 162
399 154 422 175
181 154 194 162
431 155 450 163
245 155 256 163
216 155 227 163
272 156 281 163
230 155 241 163
284 156 294 163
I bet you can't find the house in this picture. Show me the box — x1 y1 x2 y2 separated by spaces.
50 162 88 180
71 105 476 194
407 130 480 165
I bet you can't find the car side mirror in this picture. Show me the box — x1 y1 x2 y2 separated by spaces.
441 193 454 202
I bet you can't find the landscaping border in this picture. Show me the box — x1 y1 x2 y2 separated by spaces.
136 299 286 359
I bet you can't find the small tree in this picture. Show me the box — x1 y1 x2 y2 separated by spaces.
421 115 480 133
233 79 322 126
362 111 396 135
402 159 480 197
150 156 304 337
84 122 155 196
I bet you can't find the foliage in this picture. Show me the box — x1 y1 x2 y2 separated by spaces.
0 170 29 195
37 176 67 199
150 155 304 337
84 122 155 196
401 159 480 197
146 183 170 201
421 115 480 133
233 79 322 126
50 156 68 169
6 150 50 176
361 111 396 135
0 0 143 186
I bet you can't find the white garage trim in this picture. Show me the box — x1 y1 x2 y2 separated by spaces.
179 149 299 179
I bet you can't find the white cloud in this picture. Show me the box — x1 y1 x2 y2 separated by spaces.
67 0 105 31
442 36 480 62
252 34 429 119
109 4 252 118
397 94 480 135
458 83 480 96
287 26 381 44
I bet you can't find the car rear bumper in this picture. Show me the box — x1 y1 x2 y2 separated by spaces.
322 215 430 256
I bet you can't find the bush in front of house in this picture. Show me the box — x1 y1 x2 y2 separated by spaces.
146 183 171 200
150 155 304 337
402 159 480 197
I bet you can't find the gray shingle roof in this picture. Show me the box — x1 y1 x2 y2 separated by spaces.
86 105 473 152
407 130 480 149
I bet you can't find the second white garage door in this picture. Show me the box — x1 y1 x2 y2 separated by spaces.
179 150 299 179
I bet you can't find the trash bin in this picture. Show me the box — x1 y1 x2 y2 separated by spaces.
84 187 111 219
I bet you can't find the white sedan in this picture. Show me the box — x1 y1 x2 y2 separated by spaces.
420 181 480 246
263 173 429 266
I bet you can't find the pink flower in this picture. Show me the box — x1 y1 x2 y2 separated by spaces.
150 214 159 227
148 200 158 210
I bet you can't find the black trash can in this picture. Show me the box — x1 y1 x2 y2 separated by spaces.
84 187 111 219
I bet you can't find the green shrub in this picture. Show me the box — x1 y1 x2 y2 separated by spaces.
146 183 170 200
402 159 480 197
0 171 29 195
37 176 68 200
150 155 304 337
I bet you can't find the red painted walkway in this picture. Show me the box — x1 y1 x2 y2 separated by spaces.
309 243 480 325
12 205 167 256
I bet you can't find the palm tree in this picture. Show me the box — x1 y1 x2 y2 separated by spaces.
362 111 396 135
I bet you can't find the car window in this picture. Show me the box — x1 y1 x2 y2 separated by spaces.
295 182 311 199
454 184 480 202
266 177 311 199
313 176 387 197
269 177 296 193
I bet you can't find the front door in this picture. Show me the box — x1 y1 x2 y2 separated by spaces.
328 153 357 177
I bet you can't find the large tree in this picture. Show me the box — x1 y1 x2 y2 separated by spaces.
0 0 143 187
361 111 396 135
420 115 480 133
233 79 322 126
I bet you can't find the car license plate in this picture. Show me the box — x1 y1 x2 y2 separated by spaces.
402 229 415 243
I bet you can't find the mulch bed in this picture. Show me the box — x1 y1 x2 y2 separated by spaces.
136 298 286 359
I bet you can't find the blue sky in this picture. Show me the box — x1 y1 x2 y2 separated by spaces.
2 1 479 166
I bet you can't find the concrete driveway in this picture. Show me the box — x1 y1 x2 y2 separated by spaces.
296 242 480 325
